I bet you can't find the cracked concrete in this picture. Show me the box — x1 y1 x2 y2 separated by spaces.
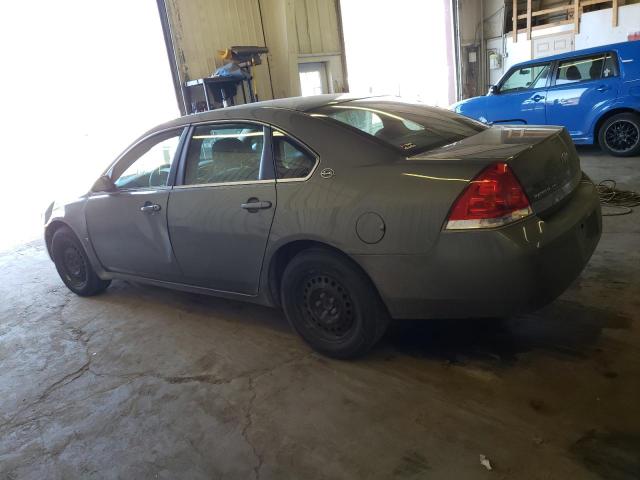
1 148 639 479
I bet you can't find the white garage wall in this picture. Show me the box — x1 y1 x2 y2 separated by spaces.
503 3 640 71
576 3 640 49
0 1 178 251
504 24 574 71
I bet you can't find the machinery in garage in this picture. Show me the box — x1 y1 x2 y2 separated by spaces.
183 45 268 113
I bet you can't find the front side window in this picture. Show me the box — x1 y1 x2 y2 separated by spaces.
184 124 265 185
500 63 550 93
273 131 316 179
555 53 616 85
113 129 183 190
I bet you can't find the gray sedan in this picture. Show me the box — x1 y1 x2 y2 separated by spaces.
44 95 602 358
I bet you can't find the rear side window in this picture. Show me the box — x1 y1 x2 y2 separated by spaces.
555 53 617 85
329 109 384 136
312 99 487 154
183 124 265 185
273 131 316 179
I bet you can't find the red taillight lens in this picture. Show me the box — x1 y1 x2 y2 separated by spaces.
445 162 532 230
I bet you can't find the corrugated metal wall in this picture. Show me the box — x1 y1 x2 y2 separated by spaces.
165 0 345 103
165 0 272 101
295 0 342 54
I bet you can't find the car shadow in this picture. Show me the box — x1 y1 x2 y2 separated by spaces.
91 281 631 367
378 299 631 366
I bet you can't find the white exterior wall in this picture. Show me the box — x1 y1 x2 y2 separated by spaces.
576 3 640 49
504 24 574 72
502 3 640 73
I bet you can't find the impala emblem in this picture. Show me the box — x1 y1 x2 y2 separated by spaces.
320 168 335 179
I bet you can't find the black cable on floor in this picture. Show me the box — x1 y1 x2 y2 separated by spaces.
596 180 640 216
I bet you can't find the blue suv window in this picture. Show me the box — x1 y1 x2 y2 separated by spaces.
500 63 551 93
555 53 617 85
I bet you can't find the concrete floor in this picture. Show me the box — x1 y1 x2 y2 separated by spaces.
1 147 639 480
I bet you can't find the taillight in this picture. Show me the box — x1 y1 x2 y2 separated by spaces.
445 162 532 230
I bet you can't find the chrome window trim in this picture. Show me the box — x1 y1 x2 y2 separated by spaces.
88 186 172 198
271 130 320 183
173 179 276 190
187 118 321 184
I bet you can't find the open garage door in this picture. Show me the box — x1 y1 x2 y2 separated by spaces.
0 0 178 251
339 0 456 107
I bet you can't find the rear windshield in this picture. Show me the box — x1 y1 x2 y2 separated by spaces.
311 99 487 154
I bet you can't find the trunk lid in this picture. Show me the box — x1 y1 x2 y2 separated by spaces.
409 125 582 214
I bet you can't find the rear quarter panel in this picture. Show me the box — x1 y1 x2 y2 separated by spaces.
585 44 640 140
252 109 478 259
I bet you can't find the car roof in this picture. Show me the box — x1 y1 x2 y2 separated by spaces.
513 39 639 67
158 94 372 128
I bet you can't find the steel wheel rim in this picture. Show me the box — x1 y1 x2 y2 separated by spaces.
604 120 639 153
300 274 355 340
62 245 87 288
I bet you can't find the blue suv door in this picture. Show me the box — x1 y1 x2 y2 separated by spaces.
486 62 551 125
546 52 619 143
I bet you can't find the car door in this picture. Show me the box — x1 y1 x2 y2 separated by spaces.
85 128 186 280
167 122 276 295
546 52 619 140
486 62 551 125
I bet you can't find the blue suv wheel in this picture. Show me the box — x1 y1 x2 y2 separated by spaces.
598 113 640 157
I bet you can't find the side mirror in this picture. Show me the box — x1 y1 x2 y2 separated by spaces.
488 85 499 95
91 175 116 193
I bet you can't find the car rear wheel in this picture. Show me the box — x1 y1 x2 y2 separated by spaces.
51 226 111 296
598 112 640 157
280 248 389 359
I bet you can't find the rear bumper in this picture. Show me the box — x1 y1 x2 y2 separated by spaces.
354 179 602 319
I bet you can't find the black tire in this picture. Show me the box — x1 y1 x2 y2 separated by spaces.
280 248 389 359
51 227 111 296
598 112 640 157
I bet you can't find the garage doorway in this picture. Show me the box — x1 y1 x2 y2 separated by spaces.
0 1 178 251
339 0 456 106
299 62 329 96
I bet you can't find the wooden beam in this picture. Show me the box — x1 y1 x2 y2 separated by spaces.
527 0 532 40
513 0 518 43
580 0 610 6
574 0 580 34
516 19 574 34
517 5 572 19
612 0 619 27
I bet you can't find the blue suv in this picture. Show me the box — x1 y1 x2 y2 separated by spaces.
451 40 640 156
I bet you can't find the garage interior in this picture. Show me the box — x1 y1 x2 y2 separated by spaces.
1 1 640 479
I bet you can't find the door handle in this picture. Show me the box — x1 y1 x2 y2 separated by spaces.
140 202 161 213
241 199 272 212
532 94 545 102
596 85 610 92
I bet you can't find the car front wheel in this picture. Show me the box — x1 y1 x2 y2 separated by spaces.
281 248 389 359
51 226 111 296
598 112 640 157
